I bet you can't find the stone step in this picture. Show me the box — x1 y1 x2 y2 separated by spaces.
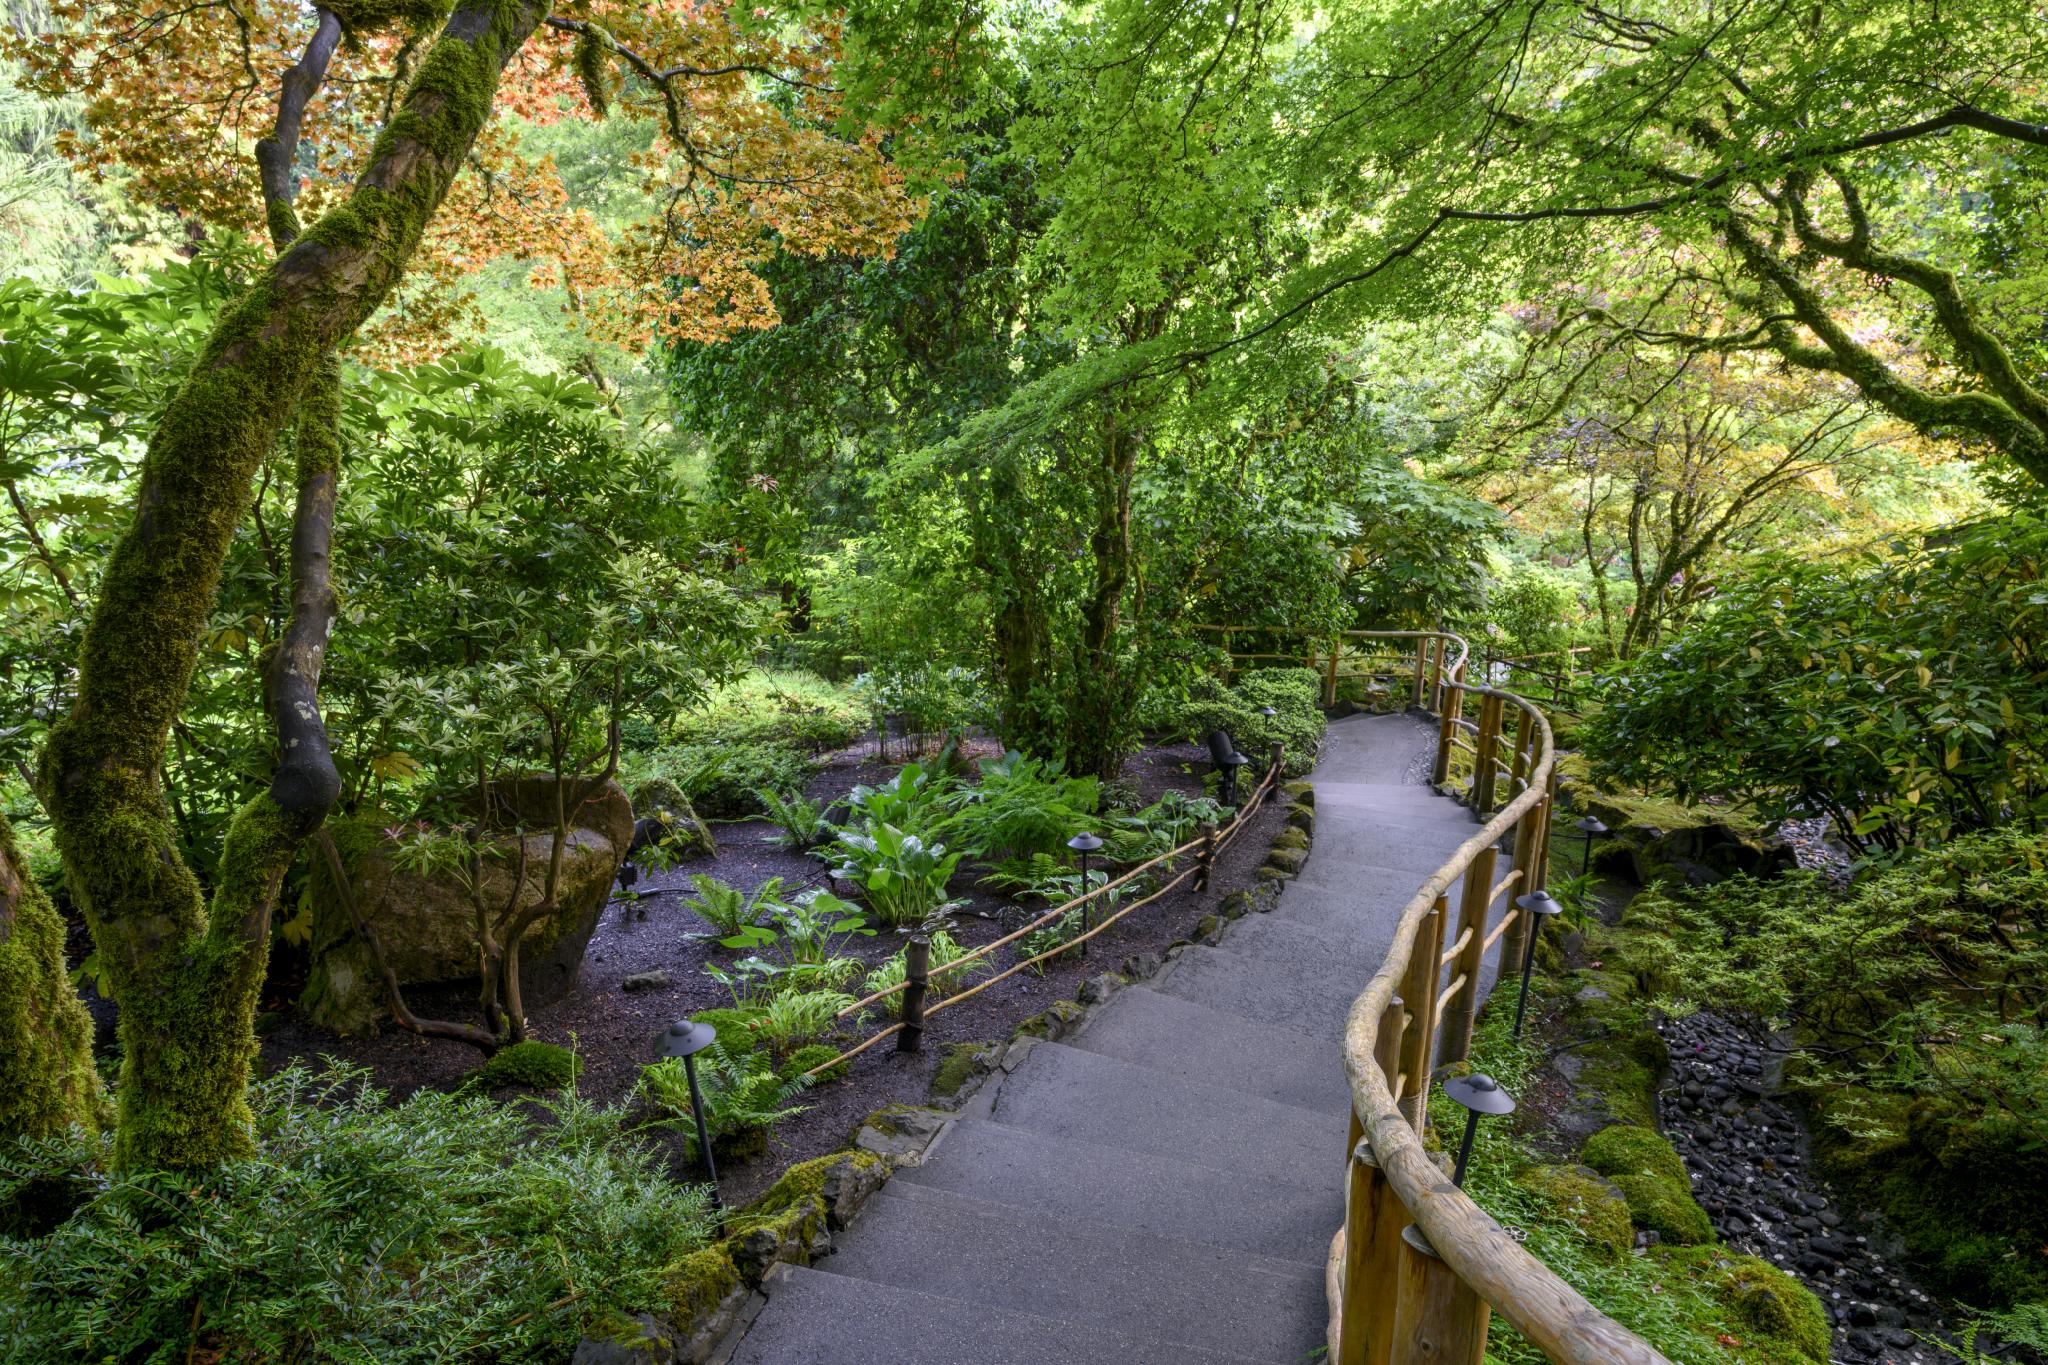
1274 864 1472 932
1149 942 1370 1039
727 1263 1268 1365
900 1117 1337 1265
984 1039 1341 1189
1067 985 1349 1112
824 1184 1324 1363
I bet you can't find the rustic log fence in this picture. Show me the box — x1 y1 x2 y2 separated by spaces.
1325 630 1669 1365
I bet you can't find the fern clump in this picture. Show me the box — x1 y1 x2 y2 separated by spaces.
0 1063 715 1362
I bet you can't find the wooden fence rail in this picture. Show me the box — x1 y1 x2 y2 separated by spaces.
1324 630 1670 1365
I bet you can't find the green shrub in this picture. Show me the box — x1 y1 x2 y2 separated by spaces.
0 1064 716 1364
462 1039 582 1093
691 1007 766 1057
670 670 866 752
778 1044 847 1084
947 750 1099 865
649 741 817 819
1580 1125 1713 1246
1177 667 1326 778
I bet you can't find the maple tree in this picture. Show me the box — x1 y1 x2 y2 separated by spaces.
16 0 928 358
5 0 961 1169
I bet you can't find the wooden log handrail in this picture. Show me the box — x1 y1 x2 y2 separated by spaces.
1330 630 1671 1365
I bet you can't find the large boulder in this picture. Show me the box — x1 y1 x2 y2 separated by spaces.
300 776 633 1036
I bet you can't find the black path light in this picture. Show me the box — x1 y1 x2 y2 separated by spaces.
1442 1072 1517 1187
656 1019 721 1195
1207 729 1251 808
1575 814 1610 879
1511 889 1565 1038
1067 831 1104 957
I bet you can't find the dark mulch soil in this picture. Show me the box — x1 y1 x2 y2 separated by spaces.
254 732 1289 1205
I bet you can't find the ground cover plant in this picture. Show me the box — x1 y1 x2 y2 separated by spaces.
0 1064 717 1363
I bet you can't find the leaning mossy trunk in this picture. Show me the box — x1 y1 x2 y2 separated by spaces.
0 814 104 1142
33 0 548 1171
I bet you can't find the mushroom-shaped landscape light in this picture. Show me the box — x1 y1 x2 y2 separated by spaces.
1511 889 1566 1038
656 1019 721 1193
1574 814 1610 879
1442 1072 1517 1187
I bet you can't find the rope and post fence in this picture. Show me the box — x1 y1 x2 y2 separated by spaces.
799 751 1286 1079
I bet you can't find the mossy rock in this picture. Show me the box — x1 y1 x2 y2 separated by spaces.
1281 780 1315 807
1515 1163 1633 1256
461 1039 581 1093
658 1247 743 1342
1271 826 1310 852
1013 999 1086 1042
1254 866 1293 884
628 778 716 860
1581 1124 1714 1246
1266 846 1307 874
1656 1245 1832 1363
930 1042 997 1099
1219 889 1256 919
303 782 632 1035
1286 801 1314 833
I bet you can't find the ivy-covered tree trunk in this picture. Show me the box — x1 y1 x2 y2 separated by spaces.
1066 417 1141 778
0 814 104 1142
34 0 547 1170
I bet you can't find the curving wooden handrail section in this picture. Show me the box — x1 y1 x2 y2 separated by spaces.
1328 631 1672 1365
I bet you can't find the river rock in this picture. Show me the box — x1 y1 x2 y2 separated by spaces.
300 776 634 1035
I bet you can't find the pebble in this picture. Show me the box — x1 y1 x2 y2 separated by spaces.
1653 1010 2012 1365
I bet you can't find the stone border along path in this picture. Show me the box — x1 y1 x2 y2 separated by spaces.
723 712 1511 1365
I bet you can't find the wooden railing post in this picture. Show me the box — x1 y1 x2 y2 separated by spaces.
1411 638 1429 709
1339 1141 1410 1365
1324 635 1342 706
1507 710 1534 797
1428 638 1446 712
1430 664 1463 787
1194 820 1220 891
1499 804 1542 986
1435 844 1496 1068
1396 896 1447 1133
1469 693 1504 816
1389 1226 1492 1365
896 935 929 1053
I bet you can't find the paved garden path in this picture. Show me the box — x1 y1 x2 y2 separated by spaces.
730 712 1504 1365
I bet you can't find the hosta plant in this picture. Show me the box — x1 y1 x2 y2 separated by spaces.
828 823 965 926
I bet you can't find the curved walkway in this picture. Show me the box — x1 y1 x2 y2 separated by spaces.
730 713 1502 1365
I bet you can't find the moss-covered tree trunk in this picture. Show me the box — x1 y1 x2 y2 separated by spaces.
0 814 104 1142
34 0 548 1170
1065 416 1141 778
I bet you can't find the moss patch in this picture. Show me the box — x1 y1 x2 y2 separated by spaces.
1657 1245 1832 1363
0 814 105 1143
1582 1125 1713 1246
930 1042 995 1098
461 1040 580 1092
660 1245 742 1336
1271 826 1309 852
1515 1164 1633 1256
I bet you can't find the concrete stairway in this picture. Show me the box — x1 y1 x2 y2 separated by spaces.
729 712 1501 1365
